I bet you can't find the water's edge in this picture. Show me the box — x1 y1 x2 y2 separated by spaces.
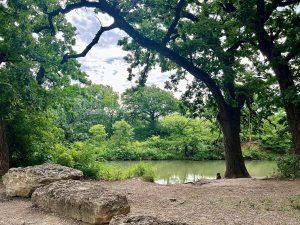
105 160 277 184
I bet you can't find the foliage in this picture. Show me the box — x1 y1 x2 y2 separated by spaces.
110 120 134 146
125 162 155 182
290 195 300 211
240 111 292 157
51 141 155 181
277 154 300 179
242 148 275 161
122 86 179 138
89 124 107 145
158 114 223 159
1 0 298 181
8 110 65 167
52 84 120 142
0 0 87 171
257 113 292 153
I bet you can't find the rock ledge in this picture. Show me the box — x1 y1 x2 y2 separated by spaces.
32 180 130 224
2 163 83 197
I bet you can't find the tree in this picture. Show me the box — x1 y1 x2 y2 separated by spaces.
52 84 120 142
122 85 179 138
227 0 300 154
39 0 257 177
250 0 300 155
159 113 219 158
111 120 134 146
0 0 87 173
89 124 107 145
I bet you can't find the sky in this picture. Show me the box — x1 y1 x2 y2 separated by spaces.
66 9 185 95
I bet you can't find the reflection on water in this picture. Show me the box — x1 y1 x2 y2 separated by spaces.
105 160 277 184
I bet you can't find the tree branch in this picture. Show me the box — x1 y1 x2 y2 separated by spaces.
286 49 299 62
46 0 227 108
278 0 300 7
162 0 186 45
0 52 8 64
61 23 117 64
46 0 100 34
265 0 300 22
36 66 45 85
226 40 245 53
138 52 155 86
182 11 199 22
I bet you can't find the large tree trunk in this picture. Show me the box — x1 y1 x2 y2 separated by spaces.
218 106 250 178
0 120 9 175
272 62 300 155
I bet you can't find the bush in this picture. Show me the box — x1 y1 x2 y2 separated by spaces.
125 162 156 182
277 154 300 178
97 162 155 182
100 147 140 160
97 164 124 181
290 195 300 210
51 142 103 179
258 113 292 154
193 149 224 160
8 111 65 167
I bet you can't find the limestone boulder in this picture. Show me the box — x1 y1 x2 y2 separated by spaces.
110 216 188 225
32 180 130 225
2 163 83 197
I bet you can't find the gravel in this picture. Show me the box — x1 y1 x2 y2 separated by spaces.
1 178 300 225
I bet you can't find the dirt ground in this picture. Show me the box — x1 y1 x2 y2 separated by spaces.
0 178 299 225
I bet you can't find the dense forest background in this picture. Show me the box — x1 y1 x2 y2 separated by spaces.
0 0 299 179
1 82 293 178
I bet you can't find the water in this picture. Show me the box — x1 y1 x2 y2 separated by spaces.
106 160 277 184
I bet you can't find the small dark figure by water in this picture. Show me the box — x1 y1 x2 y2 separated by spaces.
216 173 221 179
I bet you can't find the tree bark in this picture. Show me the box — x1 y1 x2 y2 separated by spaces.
0 120 9 175
218 106 250 178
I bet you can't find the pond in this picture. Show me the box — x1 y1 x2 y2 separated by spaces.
106 160 277 184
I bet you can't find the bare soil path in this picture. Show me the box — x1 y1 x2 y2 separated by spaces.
0 178 299 225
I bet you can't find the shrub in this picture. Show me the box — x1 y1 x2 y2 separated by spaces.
89 124 107 144
290 195 300 210
101 147 140 160
98 164 124 181
110 120 134 146
97 162 156 182
52 142 103 179
125 162 156 182
258 113 291 154
56 152 75 167
193 149 224 160
277 154 300 178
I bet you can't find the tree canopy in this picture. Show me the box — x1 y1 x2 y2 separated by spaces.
122 85 179 137
0 0 299 179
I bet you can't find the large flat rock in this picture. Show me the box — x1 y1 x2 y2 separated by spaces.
2 163 83 197
110 216 188 225
32 180 130 225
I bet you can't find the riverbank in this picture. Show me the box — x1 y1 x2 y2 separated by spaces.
105 160 277 184
1 178 299 225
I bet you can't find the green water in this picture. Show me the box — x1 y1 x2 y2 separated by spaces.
106 160 277 184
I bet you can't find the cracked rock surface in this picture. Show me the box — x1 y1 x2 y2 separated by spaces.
31 180 130 225
2 163 83 197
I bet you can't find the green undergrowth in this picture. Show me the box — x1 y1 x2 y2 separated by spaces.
97 162 156 182
290 195 300 210
276 154 300 178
